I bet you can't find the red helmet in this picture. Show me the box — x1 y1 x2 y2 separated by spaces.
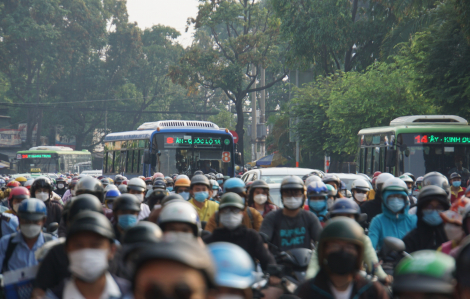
153 172 164 179
8 186 30 201
122 180 128 185
6 181 20 188
145 177 153 183
373 171 382 178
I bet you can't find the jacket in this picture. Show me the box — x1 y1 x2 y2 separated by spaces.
203 226 275 271
45 200 63 226
450 187 466 204
296 269 389 299
204 207 263 232
368 202 417 250
360 194 383 225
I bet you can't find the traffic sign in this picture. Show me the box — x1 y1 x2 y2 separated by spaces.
229 130 239 144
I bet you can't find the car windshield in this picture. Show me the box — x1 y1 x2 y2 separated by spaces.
260 175 303 184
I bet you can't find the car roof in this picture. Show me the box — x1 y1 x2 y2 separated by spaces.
254 168 320 176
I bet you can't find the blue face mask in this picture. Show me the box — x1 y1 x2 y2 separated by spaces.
309 200 327 212
387 197 405 213
118 214 138 230
194 191 209 202
180 191 190 201
167 186 173 192
217 180 224 185
453 181 461 188
422 210 443 226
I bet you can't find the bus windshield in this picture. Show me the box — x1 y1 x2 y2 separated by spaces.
18 158 59 173
399 133 470 181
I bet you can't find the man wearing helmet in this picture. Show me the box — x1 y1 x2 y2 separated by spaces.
188 175 219 222
306 181 330 226
350 179 370 206
361 173 394 225
296 218 388 299
127 178 151 220
30 177 63 226
260 176 322 254
450 172 466 204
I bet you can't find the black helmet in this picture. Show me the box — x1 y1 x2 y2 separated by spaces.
450 172 462 180
100 178 110 187
193 170 204 176
423 172 450 197
250 180 269 190
165 177 174 185
417 185 449 207
30 177 53 196
122 221 162 245
113 194 141 212
318 217 364 272
147 189 170 210
152 179 166 190
68 194 104 222
56 177 67 184
161 194 186 206
190 175 210 188
330 199 361 216
115 177 124 185
66 210 115 241
280 176 305 191
76 177 104 203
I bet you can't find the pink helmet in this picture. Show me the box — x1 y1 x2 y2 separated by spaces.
153 172 164 179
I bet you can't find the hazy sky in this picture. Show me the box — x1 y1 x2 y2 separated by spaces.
127 0 199 47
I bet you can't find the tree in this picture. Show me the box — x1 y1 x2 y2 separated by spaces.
169 0 288 165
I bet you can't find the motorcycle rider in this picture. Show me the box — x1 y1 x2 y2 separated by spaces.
209 179 220 202
55 177 68 198
402 185 450 253
188 175 219 222
246 180 278 218
350 179 370 206
393 250 455 299
260 176 322 254
127 178 151 220
113 194 141 241
306 181 330 225
30 177 63 226
399 174 417 206
368 177 417 250
296 217 389 299
174 177 191 200
361 173 394 224
322 174 344 200
158 201 200 238
0 187 29 238
450 172 466 204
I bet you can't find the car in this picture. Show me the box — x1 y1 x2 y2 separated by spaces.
329 173 373 191
241 167 323 184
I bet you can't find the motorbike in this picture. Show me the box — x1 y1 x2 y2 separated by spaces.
380 236 409 276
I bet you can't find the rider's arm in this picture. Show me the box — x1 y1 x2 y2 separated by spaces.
363 235 387 280
305 247 319 279
204 214 218 233
259 211 276 241
306 211 322 243
251 230 276 271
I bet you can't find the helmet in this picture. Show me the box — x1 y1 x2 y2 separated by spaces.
351 179 370 192
375 173 394 193
191 175 211 189
68 194 104 221
17 198 47 221
223 178 245 194
306 181 328 198
66 211 115 241
113 194 141 212
208 242 255 289
153 172 164 179
161 194 186 206
194 170 204 176
382 178 408 194
216 173 224 180
118 184 128 194
450 172 462 180
0 179 5 188
210 179 219 190
152 179 166 190
440 210 462 225
147 189 170 210
56 177 67 184
250 180 269 190
325 184 336 197
121 180 128 185
423 172 450 196
127 178 146 193
104 184 118 192
100 178 110 187
159 201 200 237
322 174 341 187
416 176 424 183
280 176 305 191
318 217 364 272
393 250 455 295
114 176 124 185
15 176 27 185
175 177 191 189
7 181 20 188
330 199 361 216
122 221 162 246
373 171 382 178
399 175 414 184
165 177 174 185
75 177 104 202
305 175 322 186
8 186 30 202
417 185 450 210
219 192 245 210
104 189 121 209
403 172 416 182
30 177 52 195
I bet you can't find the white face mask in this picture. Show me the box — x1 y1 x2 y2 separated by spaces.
68 248 109 282
220 212 243 230
254 194 268 205
134 193 144 203
153 204 162 210
327 198 335 210
283 196 303 210
20 224 42 238
71 190 76 196
444 223 465 241
35 192 49 202
57 184 64 189
212 190 218 198
354 193 367 202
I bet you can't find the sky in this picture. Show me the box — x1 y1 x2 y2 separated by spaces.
126 0 199 47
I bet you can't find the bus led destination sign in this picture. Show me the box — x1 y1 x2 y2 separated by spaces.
414 134 470 145
20 154 52 159
164 135 222 148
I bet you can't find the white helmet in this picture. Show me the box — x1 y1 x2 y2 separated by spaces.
104 184 119 192
127 178 146 192
305 175 322 186
382 177 408 193
159 202 201 236
176 174 189 181
375 173 394 192
210 179 219 190
351 179 370 192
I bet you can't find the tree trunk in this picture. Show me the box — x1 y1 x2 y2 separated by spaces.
35 109 43 146
235 94 245 167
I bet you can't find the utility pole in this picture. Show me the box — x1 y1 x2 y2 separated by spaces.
295 70 300 168
259 68 266 158
251 64 257 162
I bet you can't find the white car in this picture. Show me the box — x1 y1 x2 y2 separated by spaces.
329 173 373 190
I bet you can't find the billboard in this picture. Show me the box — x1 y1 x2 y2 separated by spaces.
0 129 21 147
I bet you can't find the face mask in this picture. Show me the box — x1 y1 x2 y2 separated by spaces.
57 184 64 189
444 223 464 241
212 190 218 198
325 250 357 275
309 200 326 212
167 187 173 192
134 193 144 203
153 204 162 210
453 181 461 188
254 194 268 205
387 197 405 213
354 193 366 202
422 210 443 226
408 189 413 196
35 192 49 202
68 249 109 282
219 212 243 230
13 203 20 213
327 198 335 210
283 196 303 210
194 191 209 202
118 214 138 230
20 224 42 238
146 185 153 190
217 180 224 185
180 191 190 201
71 190 76 196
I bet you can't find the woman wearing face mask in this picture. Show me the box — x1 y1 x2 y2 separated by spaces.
49 211 130 299
127 178 151 220
437 210 466 257
174 177 191 201
368 178 417 250
306 181 330 226
351 179 370 206
55 178 68 197
30 177 63 226
246 180 278 218
112 194 141 242
203 193 276 273
402 185 450 253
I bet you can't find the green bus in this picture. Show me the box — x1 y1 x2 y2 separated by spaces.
357 115 470 181
16 146 92 174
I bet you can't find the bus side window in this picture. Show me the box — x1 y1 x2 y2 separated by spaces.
129 150 134 173
136 150 141 174
365 148 372 176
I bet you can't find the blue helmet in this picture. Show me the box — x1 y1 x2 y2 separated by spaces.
18 198 47 221
223 178 246 194
330 199 360 216
307 181 328 199
208 242 255 289
105 189 121 200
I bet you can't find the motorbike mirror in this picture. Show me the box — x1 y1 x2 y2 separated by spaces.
357 213 368 224
383 236 406 257
47 222 59 233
